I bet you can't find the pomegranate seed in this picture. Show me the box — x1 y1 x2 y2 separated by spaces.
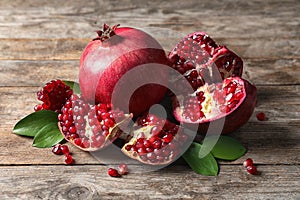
108 168 121 177
243 158 254 168
60 145 70 155
52 144 62 155
162 133 173 143
143 140 152 148
137 147 147 155
147 152 156 160
135 141 144 149
69 126 76 134
146 147 154 153
246 165 258 175
64 154 73 165
124 145 132 151
118 163 129 175
34 104 43 112
152 139 162 149
256 112 267 121
73 138 82 146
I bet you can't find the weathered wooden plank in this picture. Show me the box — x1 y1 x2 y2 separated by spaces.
0 85 299 165
0 15 298 39
0 60 79 87
0 0 298 198
0 37 299 60
0 0 299 17
0 0 298 39
0 59 299 87
0 38 89 60
0 165 299 199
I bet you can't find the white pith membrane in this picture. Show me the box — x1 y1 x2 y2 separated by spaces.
121 115 188 165
175 77 246 123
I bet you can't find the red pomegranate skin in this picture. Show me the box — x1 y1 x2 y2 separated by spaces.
197 79 257 135
79 26 169 116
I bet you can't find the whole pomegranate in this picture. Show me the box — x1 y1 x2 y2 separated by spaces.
169 32 256 134
79 24 169 116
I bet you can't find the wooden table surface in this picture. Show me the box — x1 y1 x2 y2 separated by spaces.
0 0 299 199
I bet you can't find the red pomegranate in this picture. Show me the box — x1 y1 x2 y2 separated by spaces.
121 113 189 165
169 32 256 134
173 77 257 134
58 94 132 151
79 24 169 116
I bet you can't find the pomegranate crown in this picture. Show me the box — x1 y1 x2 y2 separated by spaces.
94 23 120 41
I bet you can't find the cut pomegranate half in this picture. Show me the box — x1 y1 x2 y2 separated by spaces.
173 77 257 134
121 114 189 165
58 94 132 151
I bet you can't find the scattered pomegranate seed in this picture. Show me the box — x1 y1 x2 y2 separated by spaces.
108 168 121 177
64 154 73 165
118 163 129 175
34 104 43 112
246 165 258 175
60 145 70 155
243 158 254 168
52 144 62 155
256 112 267 121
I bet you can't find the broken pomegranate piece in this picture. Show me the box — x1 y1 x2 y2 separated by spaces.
168 32 243 89
168 31 255 134
58 94 132 151
121 114 189 165
34 79 73 113
173 77 257 134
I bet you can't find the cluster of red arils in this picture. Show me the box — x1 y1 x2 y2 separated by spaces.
52 144 73 165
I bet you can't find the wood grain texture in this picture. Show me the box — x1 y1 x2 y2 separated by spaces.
0 0 299 199
0 0 299 39
0 165 299 200
0 37 299 60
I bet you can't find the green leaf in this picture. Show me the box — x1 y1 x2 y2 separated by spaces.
33 122 64 148
63 80 81 94
182 142 219 176
13 110 58 137
202 135 247 160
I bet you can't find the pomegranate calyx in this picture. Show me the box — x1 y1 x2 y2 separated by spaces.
94 24 120 42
